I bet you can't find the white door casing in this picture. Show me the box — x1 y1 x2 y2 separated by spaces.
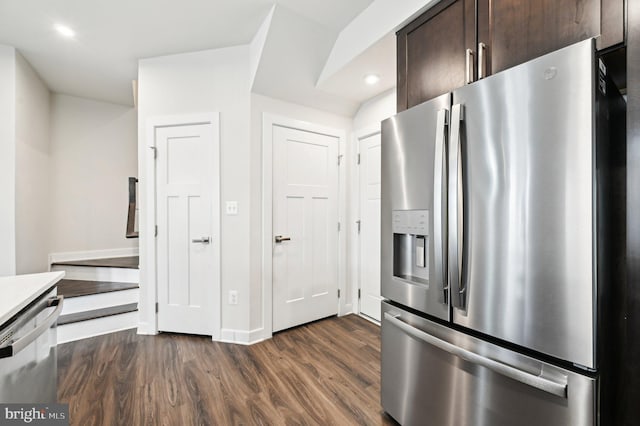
358 132 383 322
272 125 340 332
147 114 220 338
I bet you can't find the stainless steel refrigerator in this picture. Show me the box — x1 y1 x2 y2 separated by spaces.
380 38 626 425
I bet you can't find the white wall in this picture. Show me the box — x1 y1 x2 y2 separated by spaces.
352 88 396 131
137 46 252 334
137 44 394 339
14 52 51 274
249 93 352 331
0 45 16 276
49 94 138 255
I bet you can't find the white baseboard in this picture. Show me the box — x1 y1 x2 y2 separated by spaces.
61 289 139 315
339 302 354 316
51 265 139 283
218 328 265 345
49 247 139 267
136 322 157 335
57 311 139 344
358 313 381 326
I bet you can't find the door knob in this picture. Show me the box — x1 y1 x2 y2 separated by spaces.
192 237 211 244
275 235 291 243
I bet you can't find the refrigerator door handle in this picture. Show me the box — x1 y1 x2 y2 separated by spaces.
0 296 64 359
384 312 568 398
434 109 449 304
449 104 465 308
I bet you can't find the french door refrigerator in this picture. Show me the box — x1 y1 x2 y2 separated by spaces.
380 38 626 426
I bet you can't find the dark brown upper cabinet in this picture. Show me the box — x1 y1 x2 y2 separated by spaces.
477 0 625 77
397 0 626 112
397 0 475 112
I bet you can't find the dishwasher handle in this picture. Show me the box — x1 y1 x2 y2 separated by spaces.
384 312 568 398
0 296 64 359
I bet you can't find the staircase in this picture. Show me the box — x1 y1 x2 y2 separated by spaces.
51 256 139 344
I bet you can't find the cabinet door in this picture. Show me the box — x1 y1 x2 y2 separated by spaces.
397 0 475 111
600 0 625 49
477 0 601 76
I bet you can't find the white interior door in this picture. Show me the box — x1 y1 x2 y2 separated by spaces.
156 122 219 336
358 132 383 321
272 125 339 332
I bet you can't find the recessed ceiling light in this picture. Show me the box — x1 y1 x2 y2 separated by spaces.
54 24 75 38
364 74 380 85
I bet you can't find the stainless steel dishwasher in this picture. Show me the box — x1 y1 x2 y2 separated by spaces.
0 289 63 403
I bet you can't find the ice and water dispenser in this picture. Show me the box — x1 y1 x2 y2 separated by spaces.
392 210 429 286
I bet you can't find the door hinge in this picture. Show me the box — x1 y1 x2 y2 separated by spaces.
338 289 341 298
150 146 157 159
356 220 361 233
155 225 158 237
155 302 159 313
338 222 341 232
358 289 361 299
337 154 343 166
357 153 361 165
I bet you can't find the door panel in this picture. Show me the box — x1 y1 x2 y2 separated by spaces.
478 0 600 76
451 39 595 368
311 197 331 297
156 123 217 336
273 126 339 332
397 0 476 111
359 133 383 321
381 94 451 321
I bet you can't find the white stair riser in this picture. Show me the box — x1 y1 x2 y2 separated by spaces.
57 311 138 344
61 289 139 315
49 249 139 264
51 265 139 283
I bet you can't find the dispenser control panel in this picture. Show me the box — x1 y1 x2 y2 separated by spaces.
392 210 429 236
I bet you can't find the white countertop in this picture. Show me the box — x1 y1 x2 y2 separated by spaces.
0 271 65 326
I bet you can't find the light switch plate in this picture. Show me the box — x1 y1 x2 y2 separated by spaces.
226 201 238 215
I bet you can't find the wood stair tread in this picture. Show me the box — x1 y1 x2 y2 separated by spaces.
58 303 138 325
52 256 139 269
57 279 139 298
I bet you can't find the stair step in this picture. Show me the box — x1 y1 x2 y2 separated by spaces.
57 311 138 344
58 303 138 326
61 286 139 316
57 279 138 298
50 265 138 283
51 256 139 269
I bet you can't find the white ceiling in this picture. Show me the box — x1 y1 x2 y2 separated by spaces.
251 4 362 116
317 33 396 105
0 0 397 115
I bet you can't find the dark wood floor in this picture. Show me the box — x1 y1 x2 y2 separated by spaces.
57 314 397 425
57 279 139 298
52 256 139 269
57 303 138 325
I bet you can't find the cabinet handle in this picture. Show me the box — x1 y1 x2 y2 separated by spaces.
465 49 475 84
478 42 487 79
2 296 64 359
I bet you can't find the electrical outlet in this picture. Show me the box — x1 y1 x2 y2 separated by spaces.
225 201 238 215
228 290 238 305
